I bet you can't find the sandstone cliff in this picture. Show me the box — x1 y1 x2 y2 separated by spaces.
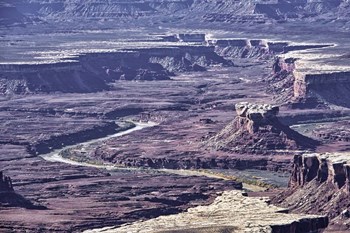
0 46 229 94
293 71 350 108
272 152 350 231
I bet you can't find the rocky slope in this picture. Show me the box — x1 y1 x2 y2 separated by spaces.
206 102 318 154
272 152 350 231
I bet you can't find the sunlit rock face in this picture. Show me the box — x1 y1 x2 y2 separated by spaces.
289 153 350 191
272 152 350 231
206 102 318 154
95 190 328 233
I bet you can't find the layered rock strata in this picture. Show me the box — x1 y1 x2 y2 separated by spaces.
272 152 350 231
88 190 328 233
3 0 350 27
206 102 318 154
210 39 329 59
0 46 229 94
0 171 13 192
293 71 350 108
266 55 350 108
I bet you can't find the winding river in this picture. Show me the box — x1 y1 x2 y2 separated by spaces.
40 121 158 170
40 120 287 191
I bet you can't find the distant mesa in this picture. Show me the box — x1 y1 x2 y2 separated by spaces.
206 102 318 154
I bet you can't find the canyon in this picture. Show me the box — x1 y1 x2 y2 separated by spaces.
1 0 350 232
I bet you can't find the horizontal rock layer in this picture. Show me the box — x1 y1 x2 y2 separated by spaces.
92 190 328 233
0 46 229 94
272 152 350 231
206 102 318 153
2 0 350 26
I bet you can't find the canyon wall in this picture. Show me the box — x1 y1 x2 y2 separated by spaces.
293 71 350 108
210 39 329 59
0 46 229 94
273 152 350 231
206 102 318 153
267 56 350 108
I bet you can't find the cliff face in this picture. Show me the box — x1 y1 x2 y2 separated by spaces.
206 102 318 154
267 57 297 104
210 39 270 59
0 3 30 26
210 39 330 60
0 46 229 94
0 63 108 94
293 71 350 108
272 152 350 231
266 56 350 108
0 171 13 192
254 0 342 21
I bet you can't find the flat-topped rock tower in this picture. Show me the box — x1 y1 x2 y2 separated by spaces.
207 102 318 154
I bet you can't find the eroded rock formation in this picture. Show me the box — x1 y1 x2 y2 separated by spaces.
267 57 299 104
266 55 350 109
272 152 350 231
0 171 13 192
293 71 350 108
0 171 42 209
3 0 350 27
101 190 328 233
0 46 229 94
206 102 318 153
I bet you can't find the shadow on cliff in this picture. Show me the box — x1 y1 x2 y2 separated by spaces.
0 191 47 210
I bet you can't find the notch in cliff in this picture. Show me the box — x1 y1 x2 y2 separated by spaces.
205 102 319 154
